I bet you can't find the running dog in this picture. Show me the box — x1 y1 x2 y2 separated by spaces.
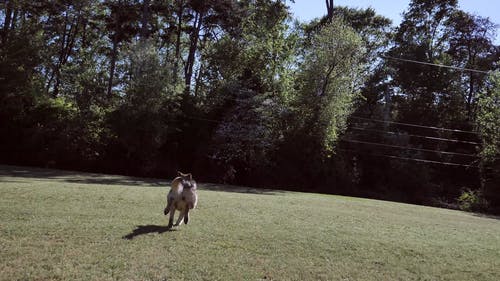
164 172 198 228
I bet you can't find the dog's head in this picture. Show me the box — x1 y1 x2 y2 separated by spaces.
177 171 195 189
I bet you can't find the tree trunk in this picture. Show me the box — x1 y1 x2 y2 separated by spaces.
194 61 203 98
184 10 203 94
107 37 118 97
173 0 184 83
194 35 208 98
10 7 18 31
46 71 55 95
49 12 69 97
467 71 474 120
466 48 478 121
326 0 334 21
318 63 336 97
1 0 13 45
81 18 88 49
53 74 61 97
52 12 80 97
140 0 150 40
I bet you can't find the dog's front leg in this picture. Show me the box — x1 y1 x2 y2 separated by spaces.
174 209 185 226
183 208 189 224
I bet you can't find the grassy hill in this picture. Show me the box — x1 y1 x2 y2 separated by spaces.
1 165 499 281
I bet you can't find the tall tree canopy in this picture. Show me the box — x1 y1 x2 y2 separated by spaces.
1 0 499 212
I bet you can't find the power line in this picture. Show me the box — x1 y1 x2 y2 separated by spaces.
382 55 491 74
188 114 479 137
186 115 480 149
350 116 478 135
184 115 220 124
184 115 481 160
196 97 480 136
341 139 478 158
349 126 480 145
339 149 477 168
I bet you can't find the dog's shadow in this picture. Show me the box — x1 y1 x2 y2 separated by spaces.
122 224 176 240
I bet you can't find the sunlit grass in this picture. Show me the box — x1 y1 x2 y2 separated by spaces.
1 165 499 280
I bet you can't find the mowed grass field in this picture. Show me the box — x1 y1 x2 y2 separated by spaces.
1 166 500 281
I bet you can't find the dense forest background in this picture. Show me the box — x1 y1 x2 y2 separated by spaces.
1 0 499 212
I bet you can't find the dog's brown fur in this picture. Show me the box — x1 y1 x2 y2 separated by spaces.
164 171 198 228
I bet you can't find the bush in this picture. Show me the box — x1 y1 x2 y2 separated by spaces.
457 189 489 212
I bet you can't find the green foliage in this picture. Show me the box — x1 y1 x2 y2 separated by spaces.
203 0 296 182
0 8 44 125
59 43 108 111
294 19 366 153
477 71 500 210
477 71 500 162
209 90 285 182
332 6 392 62
107 40 183 174
388 0 461 125
203 0 298 97
239 0 295 93
124 40 183 107
457 188 488 212
2 0 500 212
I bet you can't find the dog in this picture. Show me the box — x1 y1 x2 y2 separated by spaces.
164 171 198 228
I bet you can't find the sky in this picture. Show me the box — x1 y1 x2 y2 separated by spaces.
289 0 500 44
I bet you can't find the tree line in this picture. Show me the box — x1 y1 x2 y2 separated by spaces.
1 0 499 212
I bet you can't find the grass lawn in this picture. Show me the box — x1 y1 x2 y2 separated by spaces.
1 165 499 281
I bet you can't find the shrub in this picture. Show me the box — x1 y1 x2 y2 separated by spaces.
457 189 489 212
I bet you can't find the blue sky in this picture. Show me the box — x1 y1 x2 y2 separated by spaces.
289 0 500 44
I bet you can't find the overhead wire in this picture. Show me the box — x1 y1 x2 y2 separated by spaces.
184 114 483 166
188 108 480 138
350 116 478 135
340 139 478 158
180 53 492 168
348 126 480 145
382 55 491 74
338 149 478 168
184 115 221 124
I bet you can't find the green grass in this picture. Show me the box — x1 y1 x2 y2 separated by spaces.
1 165 499 281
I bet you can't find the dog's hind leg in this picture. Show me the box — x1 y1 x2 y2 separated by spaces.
164 196 173 215
167 206 176 228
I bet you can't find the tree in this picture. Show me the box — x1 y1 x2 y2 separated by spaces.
204 0 295 183
295 19 365 153
209 92 285 183
39 1 87 97
107 40 183 175
2 0 499 211
447 11 498 119
386 0 497 167
161 0 242 95
477 71 500 212
387 0 460 126
0 0 45 165
103 0 140 97
275 19 365 189
351 0 492 204
331 7 392 116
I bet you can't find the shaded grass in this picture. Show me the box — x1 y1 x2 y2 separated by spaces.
1 165 499 280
